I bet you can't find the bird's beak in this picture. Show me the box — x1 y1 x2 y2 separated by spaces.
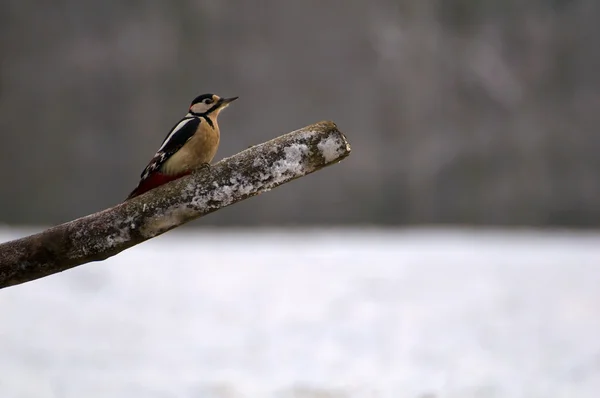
219 96 238 107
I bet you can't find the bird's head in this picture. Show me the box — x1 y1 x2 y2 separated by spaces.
188 93 238 116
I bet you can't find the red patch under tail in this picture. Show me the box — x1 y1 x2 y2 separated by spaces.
126 171 191 200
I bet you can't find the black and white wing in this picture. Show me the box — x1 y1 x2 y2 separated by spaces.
139 117 201 180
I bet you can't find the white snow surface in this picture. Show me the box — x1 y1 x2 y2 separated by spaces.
1 227 600 398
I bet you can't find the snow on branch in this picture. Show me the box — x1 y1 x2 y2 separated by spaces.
0 121 351 289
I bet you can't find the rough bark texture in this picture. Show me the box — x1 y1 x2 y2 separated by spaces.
0 121 351 289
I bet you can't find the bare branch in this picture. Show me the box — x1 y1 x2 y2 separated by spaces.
0 121 351 289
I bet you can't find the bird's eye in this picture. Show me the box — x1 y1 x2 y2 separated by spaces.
204 98 213 105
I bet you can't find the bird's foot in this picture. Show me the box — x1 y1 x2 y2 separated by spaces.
198 162 211 171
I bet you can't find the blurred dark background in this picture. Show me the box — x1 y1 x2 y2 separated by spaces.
1 0 599 227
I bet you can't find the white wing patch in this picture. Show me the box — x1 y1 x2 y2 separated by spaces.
157 118 196 152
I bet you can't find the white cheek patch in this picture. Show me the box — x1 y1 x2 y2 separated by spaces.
190 103 210 114
158 118 194 152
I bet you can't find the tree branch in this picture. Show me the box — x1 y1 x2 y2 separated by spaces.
0 121 351 289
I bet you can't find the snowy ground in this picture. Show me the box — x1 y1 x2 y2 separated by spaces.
1 227 600 398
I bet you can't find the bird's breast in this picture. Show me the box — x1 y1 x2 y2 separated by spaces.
189 121 220 160
161 121 220 175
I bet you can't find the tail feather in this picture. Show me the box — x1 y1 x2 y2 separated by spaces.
126 171 191 200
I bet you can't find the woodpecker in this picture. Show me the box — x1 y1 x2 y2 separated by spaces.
126 93 238 200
